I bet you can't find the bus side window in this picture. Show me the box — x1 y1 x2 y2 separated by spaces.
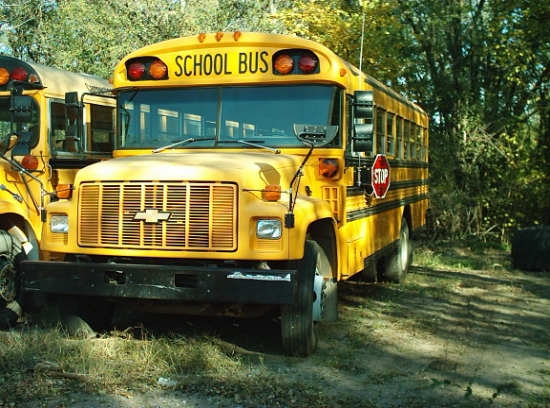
416 126 423 160
184 113 203 137
402 120 412 160
409 124 418 160
396 116 404 159
89 104 115 152
386 113 395 157
375 108 385 154
423 127 429 161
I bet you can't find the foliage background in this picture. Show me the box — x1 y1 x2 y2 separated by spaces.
1 0 549 243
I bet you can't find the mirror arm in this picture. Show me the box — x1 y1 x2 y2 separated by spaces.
0 153 50 220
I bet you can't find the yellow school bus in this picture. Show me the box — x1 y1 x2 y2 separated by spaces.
0 56 115 328
22 32 429 356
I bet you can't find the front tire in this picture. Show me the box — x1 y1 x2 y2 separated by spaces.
281 240 329 357
0 231 26 329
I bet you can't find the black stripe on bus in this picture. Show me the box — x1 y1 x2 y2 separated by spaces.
344 157 429 169
347 178 428 198
346 193 429 222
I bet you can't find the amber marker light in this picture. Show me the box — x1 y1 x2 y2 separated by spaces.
0 68 9 85
319 158 340 179
340 68 347 77
262 185 282 201
233 31 242 41
56 184 72 199
149 59 168 79
198 33 206 43
215 32 224 42
21 155 38 171
274 54 294 75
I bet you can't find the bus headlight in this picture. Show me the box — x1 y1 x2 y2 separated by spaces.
256 219 282 239
50 214 69 233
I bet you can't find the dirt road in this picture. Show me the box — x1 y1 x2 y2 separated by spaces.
7 244 550 407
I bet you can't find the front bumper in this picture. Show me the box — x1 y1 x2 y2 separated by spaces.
21 261 297 305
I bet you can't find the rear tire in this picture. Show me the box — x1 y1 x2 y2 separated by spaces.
383 218 411 283
281 240 329 357
511 226 550 271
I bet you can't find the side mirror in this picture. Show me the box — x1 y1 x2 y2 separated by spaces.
65 92 81 152
65 92 80 137
353 90 374 119
353 123 373 152
352 90 374 153
10 95 33 123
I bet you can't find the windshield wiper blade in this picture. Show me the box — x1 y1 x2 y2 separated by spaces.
152 137 216 153
217 139 280 154
238 139 280 154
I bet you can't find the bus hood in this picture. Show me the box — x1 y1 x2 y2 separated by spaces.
76 152 305 186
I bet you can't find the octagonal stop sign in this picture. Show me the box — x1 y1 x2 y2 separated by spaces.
371 154 391 198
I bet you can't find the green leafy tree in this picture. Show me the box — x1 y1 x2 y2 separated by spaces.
396 0 550 240
276 0 407 86
0 0 284 78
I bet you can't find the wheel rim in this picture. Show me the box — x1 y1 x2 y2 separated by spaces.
0 255 16 305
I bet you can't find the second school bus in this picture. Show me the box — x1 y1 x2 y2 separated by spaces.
22 32 429 356
0 56 114 328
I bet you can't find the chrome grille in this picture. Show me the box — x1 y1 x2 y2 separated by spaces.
78 182 237 251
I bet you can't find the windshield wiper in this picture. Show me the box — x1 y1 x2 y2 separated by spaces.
152 137 216 153
217 139 281 154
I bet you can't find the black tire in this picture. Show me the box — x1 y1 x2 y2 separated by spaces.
281 240 328 357
511 226 550 271
383 218 411 283
59 294 115 338
0 244 26 330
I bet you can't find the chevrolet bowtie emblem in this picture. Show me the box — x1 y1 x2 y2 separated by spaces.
133 209 172 223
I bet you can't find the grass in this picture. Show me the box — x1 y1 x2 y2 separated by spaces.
0 321 373 407
1 239 547 407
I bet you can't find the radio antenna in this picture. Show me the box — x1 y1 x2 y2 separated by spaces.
358 13 365 89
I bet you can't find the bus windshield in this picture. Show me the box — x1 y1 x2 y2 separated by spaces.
118 84 342 149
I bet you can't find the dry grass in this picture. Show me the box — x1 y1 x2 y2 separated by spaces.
1 240 549 408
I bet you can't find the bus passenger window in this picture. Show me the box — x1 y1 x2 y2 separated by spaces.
386 113 395 157
396 117 404 159
423 128 429 161
415 126 423 160
243 123 255 137
409 125 418 160
375 108 385 154
401 120 412 160
183 113 202 137
225 120 240 138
